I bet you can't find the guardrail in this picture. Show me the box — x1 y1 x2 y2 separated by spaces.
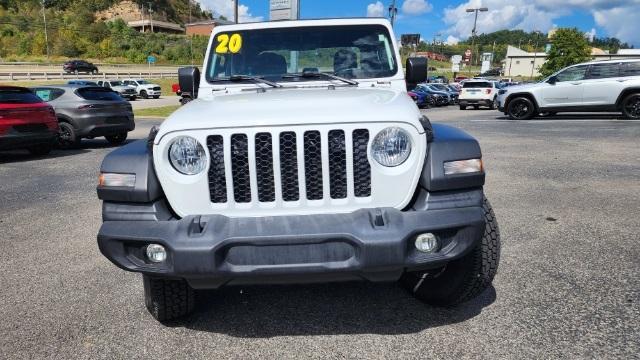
0 71 178 81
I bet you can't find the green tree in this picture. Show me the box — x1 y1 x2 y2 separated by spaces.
540 28 591 77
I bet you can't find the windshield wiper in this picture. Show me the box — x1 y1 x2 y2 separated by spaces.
283 71 359 86
212 75 282 88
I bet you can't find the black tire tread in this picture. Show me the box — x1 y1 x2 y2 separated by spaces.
621 93 640 119
143 276 195 322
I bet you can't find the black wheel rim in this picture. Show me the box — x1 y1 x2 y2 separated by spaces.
625 96 640 118
58 125 73 146
510 100 530 118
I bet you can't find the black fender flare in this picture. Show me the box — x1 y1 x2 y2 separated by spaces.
420 124 485 192
615 87 640 108
97 139 164 203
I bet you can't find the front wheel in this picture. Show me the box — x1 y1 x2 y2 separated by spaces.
105 132 127 145
507 97 536 120
143 276 195 322
153 95 160 99
140 90 148 99
400 196 500 306
621 93 640 119
489 97 498 110
459 105 466 110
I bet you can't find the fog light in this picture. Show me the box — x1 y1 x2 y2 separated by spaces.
146 244 167 263
415 233 439 253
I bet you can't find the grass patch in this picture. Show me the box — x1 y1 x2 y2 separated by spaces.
134 105 181 118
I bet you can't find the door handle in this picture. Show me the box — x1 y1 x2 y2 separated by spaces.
571 82 582 85
617 79 628 83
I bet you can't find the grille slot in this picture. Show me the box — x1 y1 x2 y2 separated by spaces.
255 133 275 202
279 131 300 202
328 130 347 199
207 135 227 203
352 129 371 197
206 128 373 206
231 134 251 203
303 131 323 200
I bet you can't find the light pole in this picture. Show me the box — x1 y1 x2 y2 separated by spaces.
41 0 50 59
466 7 488 71
389 0 398 27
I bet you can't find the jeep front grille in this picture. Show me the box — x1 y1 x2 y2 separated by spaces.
206 129 371 204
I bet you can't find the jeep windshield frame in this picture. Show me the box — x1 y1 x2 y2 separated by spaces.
205 24 399 85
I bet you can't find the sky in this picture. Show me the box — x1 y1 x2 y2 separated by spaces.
195 0 640 47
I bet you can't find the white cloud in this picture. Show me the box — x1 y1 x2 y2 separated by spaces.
441 0 640 46
196 0 263 23
401 0 433 15
446 35 460 45
585 28 596 42
366 1 385 17
593 5 640 45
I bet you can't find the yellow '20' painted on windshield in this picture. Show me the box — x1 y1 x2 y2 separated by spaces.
215 34 242 54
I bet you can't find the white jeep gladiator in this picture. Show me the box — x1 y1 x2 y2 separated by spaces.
96 18 500 322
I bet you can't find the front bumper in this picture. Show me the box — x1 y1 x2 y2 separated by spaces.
98 205 485 289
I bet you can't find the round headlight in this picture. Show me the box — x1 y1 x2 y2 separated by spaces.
371 127 412 167
168 136 207 175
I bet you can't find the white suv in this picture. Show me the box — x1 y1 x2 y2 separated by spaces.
498 59 640 119
458 80 500 110
122 79 162 99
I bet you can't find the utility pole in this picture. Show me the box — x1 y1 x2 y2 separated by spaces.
466 7 488 72
141 3 145 32
234 0 239 23
388 0 398 27
148 2 154 33
41 0 50 59
530 30 540 79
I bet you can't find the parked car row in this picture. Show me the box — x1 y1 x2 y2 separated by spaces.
408 82 460 108
0 83 136 156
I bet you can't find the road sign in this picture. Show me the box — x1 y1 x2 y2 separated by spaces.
451 55 462 64
147 56 156 64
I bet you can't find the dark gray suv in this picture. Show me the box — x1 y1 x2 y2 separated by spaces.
31 85 135 148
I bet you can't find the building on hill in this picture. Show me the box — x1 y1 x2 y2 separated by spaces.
503 45 640 77
185 19 235 36
96 0 185 34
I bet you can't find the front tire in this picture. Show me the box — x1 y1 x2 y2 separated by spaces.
621 93 640 119
140 90 148 99
489 97 498 110
143 276 195 322
400 197 500 306
105 132 127 145
507 96 536 120
459 105 466 110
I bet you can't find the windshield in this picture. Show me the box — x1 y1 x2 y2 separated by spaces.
206 25 398 82
109 81 123 86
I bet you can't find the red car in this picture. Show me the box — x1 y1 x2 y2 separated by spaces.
0 86 59 155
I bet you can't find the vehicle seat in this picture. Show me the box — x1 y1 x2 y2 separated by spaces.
334 49 358 77
252 52 287 76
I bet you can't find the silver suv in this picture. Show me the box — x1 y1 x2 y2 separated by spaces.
498 59 640 119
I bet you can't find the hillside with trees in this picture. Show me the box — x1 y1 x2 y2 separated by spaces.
0 0 212 64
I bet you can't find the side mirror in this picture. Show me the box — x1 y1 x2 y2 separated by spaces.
178 66 201 99
547 76 557 85
406 57 428 89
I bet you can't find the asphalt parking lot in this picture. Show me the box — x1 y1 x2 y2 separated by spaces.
1 107 638 359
